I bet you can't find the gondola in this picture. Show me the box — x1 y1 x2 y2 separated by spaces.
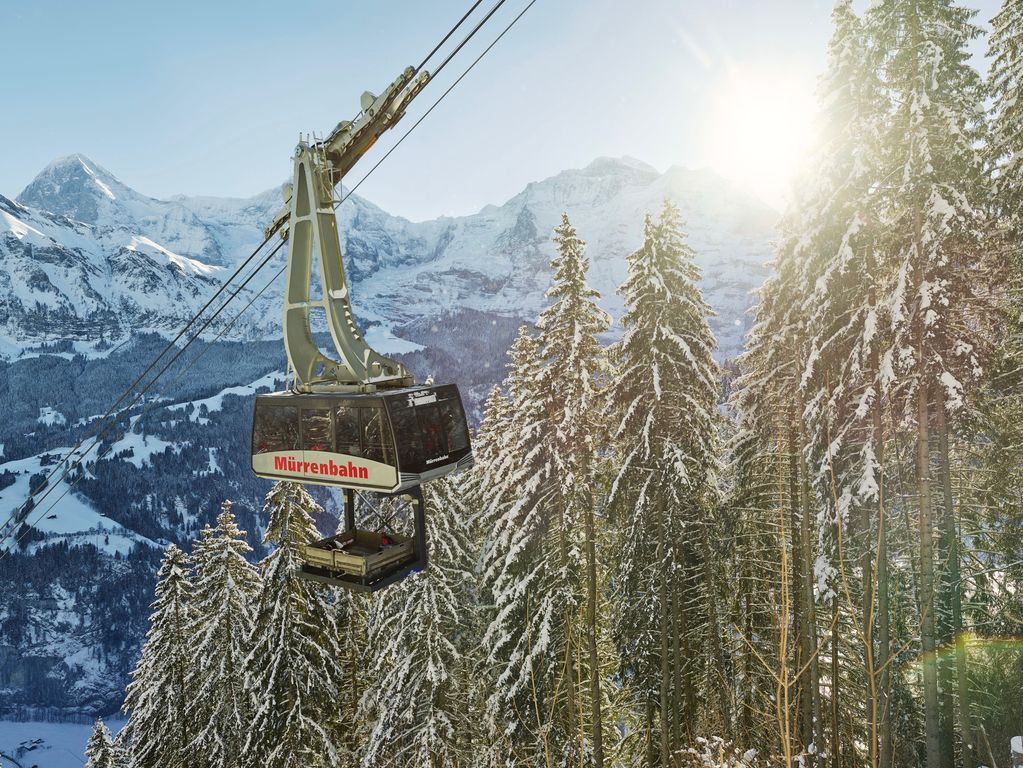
250 65 473 591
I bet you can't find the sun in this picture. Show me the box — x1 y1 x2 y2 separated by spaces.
703 67 818 209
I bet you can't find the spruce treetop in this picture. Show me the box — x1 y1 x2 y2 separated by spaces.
261 481 321 550
85 719 118 768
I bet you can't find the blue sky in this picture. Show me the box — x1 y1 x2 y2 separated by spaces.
0 0 1002 220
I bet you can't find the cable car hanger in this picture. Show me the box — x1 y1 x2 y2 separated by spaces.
265 67 427 391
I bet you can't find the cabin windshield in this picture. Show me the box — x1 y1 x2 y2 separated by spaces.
362 407 391 463
389 403 424 471
302 408 332 452
254 405 300 453
333 403 395 465
438 398 469 452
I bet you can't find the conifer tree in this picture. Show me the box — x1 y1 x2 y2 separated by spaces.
731 208 822 765
989 0 1023 238
480 328 549 765
606 200 721 762
186 500 261 768
332 586 370 766
537 213 612 767
794 3 894 764
122 543 192 768
85 719 119 768
483 215 610 766
360 476 480 767
242 481 347 768
866 2 996 765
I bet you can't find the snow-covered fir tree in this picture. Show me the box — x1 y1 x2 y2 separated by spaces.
332 586 370 766
359 476 481 768
606 200 722 763
121 543 192 768
790 3 895 764
242 482 347 768
730 198 822 765
867 1 997 765
185 500 261 768
85 719 121 768
483 215 610 766
989 0 1023 237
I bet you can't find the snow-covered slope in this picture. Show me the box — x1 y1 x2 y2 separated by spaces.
0 718 124 768
343 157 777 358
7 153 777 361
0 190 226 352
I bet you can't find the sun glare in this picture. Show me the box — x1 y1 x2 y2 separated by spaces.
703 68 818 209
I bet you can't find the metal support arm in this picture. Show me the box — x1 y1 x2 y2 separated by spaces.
268 66 429 391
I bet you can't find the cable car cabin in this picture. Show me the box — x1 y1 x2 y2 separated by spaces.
250 384 472 492
250 384 472 591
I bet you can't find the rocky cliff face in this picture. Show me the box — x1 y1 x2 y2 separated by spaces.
0 153 777 719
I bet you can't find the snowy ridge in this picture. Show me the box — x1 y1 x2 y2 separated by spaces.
4 154 778 361
168 371 285 423
0 190 230 354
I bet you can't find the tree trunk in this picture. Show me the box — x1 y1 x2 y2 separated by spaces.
875 397 893 768
831 599 841 768
787 421 813 752
559 504 579 761
660 509 671 766
798 438 821 752
674 588 684 752
703 523 732 740
917 374 942 768
935 391 974 768
584 495 605 768
646 699 656 768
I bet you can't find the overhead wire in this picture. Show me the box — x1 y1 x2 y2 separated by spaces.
429 0 510 79
0 259 290 560
413 0 488 75
0 233 279 545
337 0 536 208
0 0 540 553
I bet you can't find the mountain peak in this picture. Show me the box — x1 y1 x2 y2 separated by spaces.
583 155 659 176
45 152 107 173
18 153 125 220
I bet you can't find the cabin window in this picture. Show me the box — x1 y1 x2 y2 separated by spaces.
253 405 300 453
418 405 447 458
301 408 332 452
438 399 469 452
389 405 423 471
334 405 362 457
361 406 394 464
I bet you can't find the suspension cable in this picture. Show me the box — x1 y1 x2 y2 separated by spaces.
0 259 289 559
338 0 537 208
414 0 488 76
430 0 510 79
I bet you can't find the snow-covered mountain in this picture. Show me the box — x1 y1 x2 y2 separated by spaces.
4 153 777 360
0 192 224 357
